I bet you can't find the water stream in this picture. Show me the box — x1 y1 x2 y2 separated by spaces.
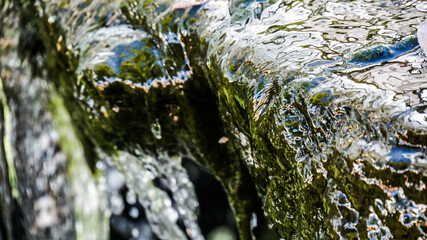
1 0 427 239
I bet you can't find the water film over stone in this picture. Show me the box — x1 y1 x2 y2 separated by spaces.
0 0 427 239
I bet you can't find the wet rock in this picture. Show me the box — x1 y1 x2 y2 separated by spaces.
1 1 427 240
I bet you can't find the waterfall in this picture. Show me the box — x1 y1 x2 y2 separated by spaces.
1 0 426 239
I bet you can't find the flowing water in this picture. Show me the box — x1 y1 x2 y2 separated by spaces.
1 0 427 239
197 0 427 238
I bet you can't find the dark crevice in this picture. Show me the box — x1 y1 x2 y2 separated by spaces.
183 158 239 238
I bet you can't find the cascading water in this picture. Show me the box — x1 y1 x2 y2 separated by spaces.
1 0 427 239
196 0 427 238
38 1 207 239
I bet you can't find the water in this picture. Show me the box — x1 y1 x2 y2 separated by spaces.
1 0 427 239
197 0 427 238
103 151 202 240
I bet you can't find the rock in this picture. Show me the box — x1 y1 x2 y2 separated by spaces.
1 1 427 240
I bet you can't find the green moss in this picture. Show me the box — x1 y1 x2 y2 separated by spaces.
260 22 305 34
119 48 162 82
49 91 109 240
229 63 239 73
94 63 116 78
352 45 391 62
309 92 328 106
189 17 197 24
0 79 20 203
14 1 427 239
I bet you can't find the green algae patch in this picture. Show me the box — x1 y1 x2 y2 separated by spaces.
118 48 163 82
310 92 329 106
0 79 21 203
350 36 419 65
352 45 391 62
49 91 109 240
229 63 239 74
9 1 427 239
94 63 116 78
260 21 305 35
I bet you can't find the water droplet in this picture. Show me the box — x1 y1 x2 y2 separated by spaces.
129 207 139 219
126 190 137 205
96 161 106 170
250 213 258 230
151 119 162 139
110 193 124 215
131 228 139 238
47 16 56 24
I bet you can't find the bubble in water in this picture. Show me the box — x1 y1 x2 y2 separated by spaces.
129 207 139 219
132 228 139 238
126 190 137 205
207 226 236 240
110 193 124 215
